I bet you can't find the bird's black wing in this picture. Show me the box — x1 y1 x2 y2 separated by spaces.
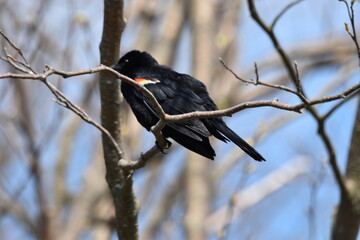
138 76 212 141
156 70 265 161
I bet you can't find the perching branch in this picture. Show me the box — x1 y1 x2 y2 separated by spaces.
1 30 360 171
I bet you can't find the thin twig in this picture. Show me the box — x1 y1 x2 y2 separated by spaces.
339 0 360 65
2 63 360 170
0 29 36 73
253 62 259 84
118 145 160 170
247 0 350 198
270 0 304 30
294 61 301 93
247 0 298 85
220 58 360 111
162 84 360 123
220 58 299 95
2 29 360 171
1 55 31 74
323 88 360 120
43 79 123 157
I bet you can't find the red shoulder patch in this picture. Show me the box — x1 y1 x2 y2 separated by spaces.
134 78 146 82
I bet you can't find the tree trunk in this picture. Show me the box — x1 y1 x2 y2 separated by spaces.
331 96 360 240
99 0 139 239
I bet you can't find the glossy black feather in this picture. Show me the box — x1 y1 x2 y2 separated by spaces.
113 50 265 161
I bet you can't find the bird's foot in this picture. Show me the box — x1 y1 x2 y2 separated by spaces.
155 139 172 153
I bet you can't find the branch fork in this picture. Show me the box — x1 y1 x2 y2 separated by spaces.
1 29 359 171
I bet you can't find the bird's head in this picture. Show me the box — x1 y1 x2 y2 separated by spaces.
112 50 158 77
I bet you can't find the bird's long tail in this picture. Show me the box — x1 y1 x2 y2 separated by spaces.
217 123 265 161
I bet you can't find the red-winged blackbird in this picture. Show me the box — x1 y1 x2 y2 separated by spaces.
113 50 265 161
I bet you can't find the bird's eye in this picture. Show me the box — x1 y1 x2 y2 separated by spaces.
125 59 129 63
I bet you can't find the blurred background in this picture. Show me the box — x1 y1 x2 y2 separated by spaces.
0 0 359 239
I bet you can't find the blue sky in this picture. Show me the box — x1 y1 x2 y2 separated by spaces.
0 0 359 239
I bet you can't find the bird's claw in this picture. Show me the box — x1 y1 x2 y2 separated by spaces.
156 139 172 153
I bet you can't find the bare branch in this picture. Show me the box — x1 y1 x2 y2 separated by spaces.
0 29 36 73
1 53 32 74
1 62 359 169
247 0 298 86
323 88 360 120
339 0 360 65
1 29 359 171
220 58 300 95
44 79 124 158
270 0 305 30
118 145 160 170
247 0 353 199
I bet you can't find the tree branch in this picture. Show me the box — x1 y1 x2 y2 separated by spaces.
0 29 36 74
248 0 360 235
1 30 360 173
247 0 353 199
1 63 360 169
339 0 360 66
270 0 304 30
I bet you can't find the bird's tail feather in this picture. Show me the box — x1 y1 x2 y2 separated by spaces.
217 124 265 161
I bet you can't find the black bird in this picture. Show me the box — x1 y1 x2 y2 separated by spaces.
113 50 265 161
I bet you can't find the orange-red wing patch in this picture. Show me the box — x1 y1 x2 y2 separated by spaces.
135 78 146 82
133 78 160 85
